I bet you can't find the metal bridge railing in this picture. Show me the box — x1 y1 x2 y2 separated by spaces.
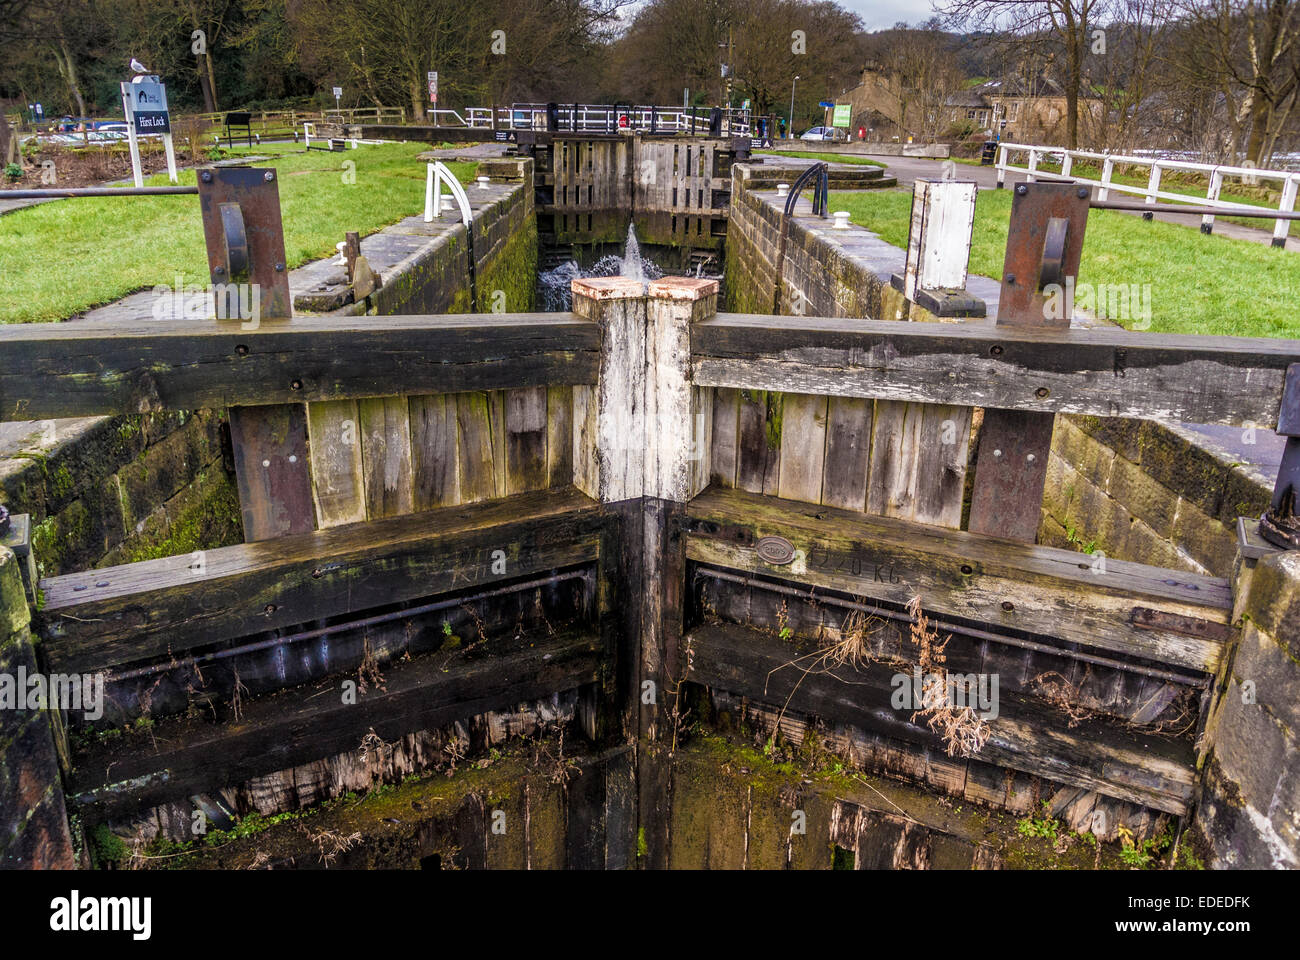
450 103 772 138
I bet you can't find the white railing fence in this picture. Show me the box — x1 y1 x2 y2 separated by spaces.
428 103 765 137
996 142 1300 246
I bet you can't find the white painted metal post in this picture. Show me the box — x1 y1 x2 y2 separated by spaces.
1144 162 1162 219
120 81 144 188
995 144 1008 189
1202 168 1223 234
1060 150 1073 178
162 132 178 184
1099 156 1114 201
424 162 435 222
901 179 978 302
1026 148 1039 182
1274 176 1298 248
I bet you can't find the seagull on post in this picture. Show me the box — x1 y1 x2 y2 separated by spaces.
129 58 150 74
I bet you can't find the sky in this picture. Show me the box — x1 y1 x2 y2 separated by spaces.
832 0 939 30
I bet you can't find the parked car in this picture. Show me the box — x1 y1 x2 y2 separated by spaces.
799 126 849 142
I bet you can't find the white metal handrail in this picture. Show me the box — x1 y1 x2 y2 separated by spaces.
424 161 471 227
996 142 1300 245
449 103 757 136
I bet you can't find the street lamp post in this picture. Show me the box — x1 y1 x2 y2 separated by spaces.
789 76 800 140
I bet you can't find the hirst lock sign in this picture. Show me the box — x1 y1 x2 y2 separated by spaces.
126 79 170 134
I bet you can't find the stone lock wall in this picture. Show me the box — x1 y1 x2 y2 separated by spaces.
0 411 239 580
0 546 76 868
724 171 906 319
1039 416 1273 578
1194 550 1300 867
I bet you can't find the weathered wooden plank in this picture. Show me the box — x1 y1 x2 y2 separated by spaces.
227 404 314 541
70 628 602 817
572 384 599 499
867 402 968 529
39 487 604 673
490 390 508 499
914 404 972 528
685 486 1232 673
456 391 499 502
546 385 573 488
0 313 599 420
359 395 414 519
410 394 461 510
506 386 549 495
866 401 923 520
777 393 828 503
709 387 740 488
691 314 1300 428
822 396 872 512
687 622 1195 814
306 400 366 528
736 390 771 494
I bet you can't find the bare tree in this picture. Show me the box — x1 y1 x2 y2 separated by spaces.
939 0 1102 147
1173 0 1300 165
865 20 968 141
1082 0 1170 151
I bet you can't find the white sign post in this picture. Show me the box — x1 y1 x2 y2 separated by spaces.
121 76 177 187
332 86 342 112
427 71 438 105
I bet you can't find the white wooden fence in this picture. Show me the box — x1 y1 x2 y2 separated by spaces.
996 142 1300 246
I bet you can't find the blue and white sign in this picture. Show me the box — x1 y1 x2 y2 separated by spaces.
125 78 170 134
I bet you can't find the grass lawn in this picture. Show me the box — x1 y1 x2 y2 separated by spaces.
0 142 478 324
757 150 886 167
830 187 1300 338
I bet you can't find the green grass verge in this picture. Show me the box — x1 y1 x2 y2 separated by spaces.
0 142 477 324
757 150 886 167
830 188 1300 338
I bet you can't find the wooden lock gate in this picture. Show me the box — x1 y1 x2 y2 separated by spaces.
3 168 1299 868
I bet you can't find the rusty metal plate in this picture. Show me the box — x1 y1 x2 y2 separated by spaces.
967 409 1055 543
197 166 292 321
756 535 796 565
996 181 1090 329
1129 607 1233 643
228 404 314 541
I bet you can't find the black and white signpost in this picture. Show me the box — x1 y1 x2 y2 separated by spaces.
120 74 177 187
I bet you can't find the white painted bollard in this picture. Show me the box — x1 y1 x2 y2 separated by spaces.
335 241 348 266
832 211 851 229
476 175 490 190
776 183 790 198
